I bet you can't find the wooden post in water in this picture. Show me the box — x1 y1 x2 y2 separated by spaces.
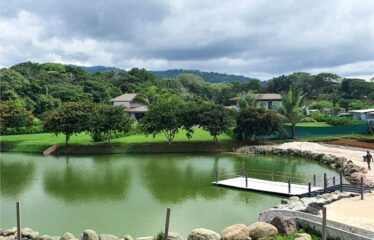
361 177 364 200
164 208 170 240
308 182 311 197
313 174 316 187
324 173 327 192
16 202 21 240
245 174 248 188
288 180 291 194
322 207 327 240
339 170 343 192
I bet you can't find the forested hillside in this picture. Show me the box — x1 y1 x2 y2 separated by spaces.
1 61 373 135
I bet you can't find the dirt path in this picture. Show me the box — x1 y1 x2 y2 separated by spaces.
325 139 374 150
325 192 374 231
277 142 374 179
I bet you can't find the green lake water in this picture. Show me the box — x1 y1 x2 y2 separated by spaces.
0 153 337 237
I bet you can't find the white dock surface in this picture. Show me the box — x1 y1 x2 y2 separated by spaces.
214 177 321 196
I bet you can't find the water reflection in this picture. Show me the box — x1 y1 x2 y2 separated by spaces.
0 159 36 197
141 155 225 204
43 157 131 203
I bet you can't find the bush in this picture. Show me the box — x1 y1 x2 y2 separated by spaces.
1 123 44 135
308 112 328 122
300 117 317 123
325 116 363 126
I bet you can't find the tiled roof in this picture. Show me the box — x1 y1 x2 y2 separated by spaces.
110 93 137 102
125 105 149 113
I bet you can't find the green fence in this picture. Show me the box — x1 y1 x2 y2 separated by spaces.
283 123 370 138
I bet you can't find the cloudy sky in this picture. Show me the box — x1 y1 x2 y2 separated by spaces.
1 0 374 80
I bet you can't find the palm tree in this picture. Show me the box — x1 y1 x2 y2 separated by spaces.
236 91 260 109
278 86 306 138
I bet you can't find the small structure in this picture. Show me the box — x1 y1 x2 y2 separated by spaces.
227 93 282 110
256 93 282 109
349 109 374 122
110 93 148 119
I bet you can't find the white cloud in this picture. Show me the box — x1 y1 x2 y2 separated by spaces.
0 0 373 80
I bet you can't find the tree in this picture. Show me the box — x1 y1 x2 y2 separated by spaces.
234 107 283 141
140 95 186 144
278 86 306 138
198 102 233 143
88 104 133 142
0 100 33 132
236 91 259 109
43 102 93 145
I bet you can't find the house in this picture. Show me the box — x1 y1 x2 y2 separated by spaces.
109 93 148 119
256 93 282 109
227 93 282 110
349 109 374 122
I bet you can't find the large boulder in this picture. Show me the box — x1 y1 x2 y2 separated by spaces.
270 216 297 235
3 228 17 237
221 224 249 240
99 234 119 240
63 232 77 240
295 233 312 240
247 222 277 240
83 230 99 240
21 228 39 239
187 228 221 240
40 235 61 240
167 232 184 240
123 235 134 240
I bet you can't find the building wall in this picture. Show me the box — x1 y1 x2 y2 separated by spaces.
113 101 131 107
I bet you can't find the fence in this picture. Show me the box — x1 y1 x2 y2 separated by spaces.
283 124 369 138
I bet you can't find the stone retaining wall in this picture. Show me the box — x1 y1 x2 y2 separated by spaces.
235 145 371 186
259 209 374 240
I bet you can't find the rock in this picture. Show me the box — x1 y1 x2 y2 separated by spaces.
187 228 221 240
270 216 297 235
123 235 133 240
167 232 183 240
83 230 99 240
21 228 39 239
40 235 61 240
247 222 277 240
99 234 118 240
136 237 154 240
63 233 76 240
221 224 249 240
3 228 17 237
295 233 311 240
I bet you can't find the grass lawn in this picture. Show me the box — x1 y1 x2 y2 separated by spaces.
285 122 332 127
0 128 234 153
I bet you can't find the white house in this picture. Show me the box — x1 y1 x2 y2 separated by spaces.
349 109 374 122
228 93 282 110
109 93 148 119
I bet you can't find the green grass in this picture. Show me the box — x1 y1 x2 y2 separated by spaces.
0 128 234 153
285 122 332 127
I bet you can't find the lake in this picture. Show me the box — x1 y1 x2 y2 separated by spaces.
0 153 337 237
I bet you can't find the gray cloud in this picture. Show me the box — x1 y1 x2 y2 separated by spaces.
1 0 373 80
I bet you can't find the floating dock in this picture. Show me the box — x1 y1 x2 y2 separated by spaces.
214 176 322 196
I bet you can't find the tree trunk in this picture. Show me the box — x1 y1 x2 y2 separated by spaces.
213 135 218 144
65 134 70 146
291 124 296 139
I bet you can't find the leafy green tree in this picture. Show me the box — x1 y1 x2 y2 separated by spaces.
278 86 306 138
43 102 93 145
0 100 34 132
235 107 283 141
236 91 259 109
140 95 187 144
88 104 133 142
198 102 233 143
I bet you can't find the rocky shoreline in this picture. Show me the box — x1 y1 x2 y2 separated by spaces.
0 220 313 240
235 145 371 185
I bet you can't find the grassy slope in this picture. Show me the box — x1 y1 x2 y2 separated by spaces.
0 128 233 153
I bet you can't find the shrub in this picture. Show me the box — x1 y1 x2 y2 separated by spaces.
308 112 328 122
300 117 317 123
325 116 363 126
